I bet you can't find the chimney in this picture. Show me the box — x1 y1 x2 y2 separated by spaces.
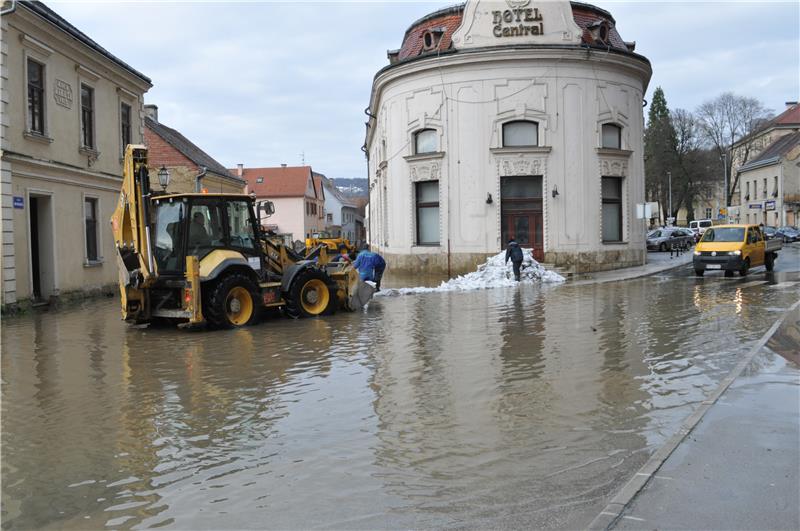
237 163 243 177
144 104 158 123
786 101 798 109
281 163 287 167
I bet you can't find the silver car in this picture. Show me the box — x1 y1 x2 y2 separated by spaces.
647 228 694 251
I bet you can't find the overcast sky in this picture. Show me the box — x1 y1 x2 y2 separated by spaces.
52 1 799 181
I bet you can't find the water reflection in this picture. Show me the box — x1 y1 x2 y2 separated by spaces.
2 274 799 529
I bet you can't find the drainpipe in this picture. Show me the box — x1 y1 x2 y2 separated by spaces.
195 166 207 192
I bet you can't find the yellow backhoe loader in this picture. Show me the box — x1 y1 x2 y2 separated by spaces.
111 145 374 328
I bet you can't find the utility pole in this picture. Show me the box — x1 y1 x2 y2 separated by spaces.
667 170 672 225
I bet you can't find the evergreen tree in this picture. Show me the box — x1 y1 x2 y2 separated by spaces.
644 87 678 223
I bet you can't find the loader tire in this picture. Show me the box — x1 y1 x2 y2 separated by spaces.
203 273 259 328
284 268 336 319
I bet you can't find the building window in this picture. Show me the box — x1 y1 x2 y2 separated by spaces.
415 180 439 245
745 181 750 200
85 197 99 262
327 213 332 222
414 129 437 154
601 176 623 242
705 207 712 219
601 123 622 149
763 177 767 198
81 84 95 149
773 175 778 197
120 102 131 155
753 180 757 200
502 120 538 147
256 177 263 183
27 59 45 135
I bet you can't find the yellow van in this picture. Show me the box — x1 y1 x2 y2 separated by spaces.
693 224 781 277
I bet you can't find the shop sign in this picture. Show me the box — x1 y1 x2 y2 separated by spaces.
492 6 544 37
765 200 776 211
748 203 762 210
13 196 23 209
54 79 73 109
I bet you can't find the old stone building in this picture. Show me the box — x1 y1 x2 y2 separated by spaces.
143 105 244 194
1 0 151 308
364 0 651 274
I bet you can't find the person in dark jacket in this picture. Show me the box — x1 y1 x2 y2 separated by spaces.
505 237 524 281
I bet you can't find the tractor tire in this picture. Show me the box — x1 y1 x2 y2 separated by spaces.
284 268 336 319
765 254 775 272
694 269 704 277
739 258 750 277
203 273 259 328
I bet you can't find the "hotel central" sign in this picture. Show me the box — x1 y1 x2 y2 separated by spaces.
492 7 544 37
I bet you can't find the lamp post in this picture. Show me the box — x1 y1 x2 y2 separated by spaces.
667 170 672 225
157 166 170 191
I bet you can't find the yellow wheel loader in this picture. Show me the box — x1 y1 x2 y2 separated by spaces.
111 146 374 328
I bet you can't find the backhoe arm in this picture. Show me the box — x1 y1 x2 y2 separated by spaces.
110 145 157 319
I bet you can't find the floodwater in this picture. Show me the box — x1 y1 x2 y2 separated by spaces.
3 260 800 529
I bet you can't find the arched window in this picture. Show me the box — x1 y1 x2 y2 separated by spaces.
502 120 538 147
601 123 622 149
414 129 437 154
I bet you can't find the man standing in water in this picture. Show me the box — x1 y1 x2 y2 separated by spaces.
505 237 524 281
353 248 387 291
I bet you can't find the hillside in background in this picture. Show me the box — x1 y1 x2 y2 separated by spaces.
331 178 368 198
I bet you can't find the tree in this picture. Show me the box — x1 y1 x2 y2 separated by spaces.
696 92 772 206
644 87 678 223
670 108 718 222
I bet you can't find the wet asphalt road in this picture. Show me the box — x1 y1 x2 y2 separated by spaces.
2 245 799 530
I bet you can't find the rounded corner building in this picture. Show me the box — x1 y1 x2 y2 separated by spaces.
364 0 652 275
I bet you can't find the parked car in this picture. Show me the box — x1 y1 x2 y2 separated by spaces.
764 226 779 240
646 228 694 251
776 226 799 242
672 228 696 245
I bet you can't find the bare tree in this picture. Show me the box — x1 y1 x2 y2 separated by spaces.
670 109 718 221
696 92 772 205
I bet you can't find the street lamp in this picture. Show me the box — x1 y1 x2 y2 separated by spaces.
667 170 672 225
157 166 170 191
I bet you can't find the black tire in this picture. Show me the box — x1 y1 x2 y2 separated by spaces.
765 254 775 272
739 258 750 277
659 243 667 252
694 269 705 277
284 268 336 319
203 273 260 328
724 270 734 277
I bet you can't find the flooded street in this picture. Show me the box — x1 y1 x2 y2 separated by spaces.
3 249 800 529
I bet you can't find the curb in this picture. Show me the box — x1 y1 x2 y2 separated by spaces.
588 298 800 530
571 254 693 286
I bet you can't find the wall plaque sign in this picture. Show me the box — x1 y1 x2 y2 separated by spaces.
54 79 73 108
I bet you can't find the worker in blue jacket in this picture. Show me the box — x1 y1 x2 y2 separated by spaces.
352 249 386 291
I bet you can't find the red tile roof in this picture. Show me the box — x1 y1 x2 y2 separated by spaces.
397 1 632 62
773 102 800 126
234 166 315 198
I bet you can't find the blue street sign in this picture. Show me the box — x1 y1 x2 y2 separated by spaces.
13 196 23 209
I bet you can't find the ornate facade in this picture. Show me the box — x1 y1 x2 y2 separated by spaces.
364 0 652 274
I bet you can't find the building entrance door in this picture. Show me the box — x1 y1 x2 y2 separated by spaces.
501 176 544 261
28 193 55 302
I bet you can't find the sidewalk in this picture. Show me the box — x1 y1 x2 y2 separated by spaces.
590 302 800 530
570 250 693 285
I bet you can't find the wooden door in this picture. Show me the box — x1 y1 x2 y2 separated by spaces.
506 212 544 261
